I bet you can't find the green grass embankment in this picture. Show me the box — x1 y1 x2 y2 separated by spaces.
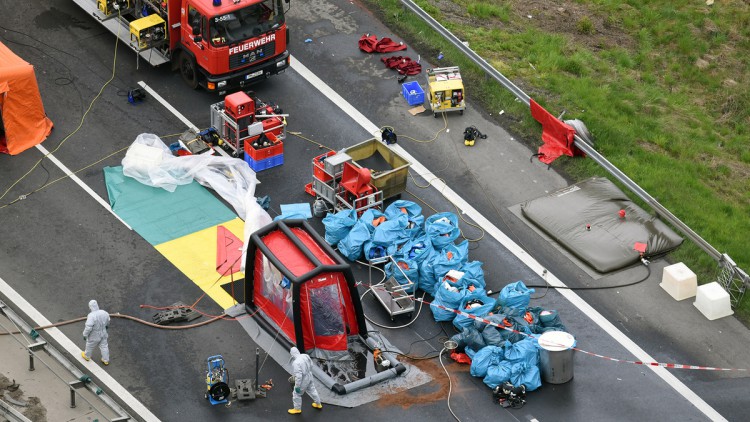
362 0 750 321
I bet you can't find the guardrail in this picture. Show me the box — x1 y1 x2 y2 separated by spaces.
399 0 748 306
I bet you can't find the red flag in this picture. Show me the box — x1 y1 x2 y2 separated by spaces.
216 226 243 276
530 99 582 164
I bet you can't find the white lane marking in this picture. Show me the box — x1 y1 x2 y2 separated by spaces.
0 276 160 422
34 144 132 230
289 56 726 421
137 81 199 132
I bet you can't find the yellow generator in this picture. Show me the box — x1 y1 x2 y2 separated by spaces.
97 0 130 16
130 14 167 50
426 66 465 118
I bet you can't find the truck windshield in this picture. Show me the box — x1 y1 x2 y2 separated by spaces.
209 0 284 47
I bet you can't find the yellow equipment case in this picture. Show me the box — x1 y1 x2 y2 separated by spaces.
426 66 465 118
129 14 167 50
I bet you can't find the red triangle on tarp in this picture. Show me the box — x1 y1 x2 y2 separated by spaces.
216 225 243 276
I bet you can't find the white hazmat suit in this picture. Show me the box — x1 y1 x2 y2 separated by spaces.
289 346 321 413
82 300 110 364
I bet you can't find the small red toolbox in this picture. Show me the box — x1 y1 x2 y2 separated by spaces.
261 115 284 138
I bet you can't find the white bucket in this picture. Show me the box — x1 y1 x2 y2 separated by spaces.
538 331 576 384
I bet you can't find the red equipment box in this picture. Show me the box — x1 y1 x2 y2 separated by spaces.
224 91 254 119
244 131 283 161
313 151 337 182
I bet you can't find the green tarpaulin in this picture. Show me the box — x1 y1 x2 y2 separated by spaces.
104 166 236 245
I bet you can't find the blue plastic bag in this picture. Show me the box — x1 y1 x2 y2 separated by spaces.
322 209 357 246
511 362 542 391
453 294 496 330
385 200 422 220
398 236 433 263
358 209 385 234
499 281 535 310
483 360 513 389
450 326 486 354
372 213 410 246
481 314 526 345
421 240 468 292
385 200 425 238
337 220 370 261
431 278 483 322
538 309 567 332
425 212 460 248
363 240 388 261
504 338 539 364
470 345 503 378
460 260 486 288
432 240 469 283
385 258 419 293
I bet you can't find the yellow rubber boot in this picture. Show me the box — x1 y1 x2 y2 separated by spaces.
101 359 109 366
81 351 90 361
288 409 302 415
312 402 323 409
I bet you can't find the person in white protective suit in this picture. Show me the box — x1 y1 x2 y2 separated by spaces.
81 300 111 365
288 346 322 414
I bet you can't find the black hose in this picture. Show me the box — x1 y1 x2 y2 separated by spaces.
489 260 652 294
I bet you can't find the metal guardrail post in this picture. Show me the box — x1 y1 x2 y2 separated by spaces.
398 0 749 303
27 341 47 371
68 380 86 408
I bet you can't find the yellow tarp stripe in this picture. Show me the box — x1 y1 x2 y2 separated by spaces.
155 217 245 310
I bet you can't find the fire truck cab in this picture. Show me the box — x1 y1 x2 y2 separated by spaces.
180 0 291 92
74 0 291 93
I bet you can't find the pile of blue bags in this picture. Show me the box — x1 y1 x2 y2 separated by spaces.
323 201 568 393
449 281 567 392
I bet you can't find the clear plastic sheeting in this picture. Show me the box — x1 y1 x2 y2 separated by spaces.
521 177 684 273
121 133 272 271
310 284 346 337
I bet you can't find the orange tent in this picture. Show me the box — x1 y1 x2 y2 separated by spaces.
0 41 53 155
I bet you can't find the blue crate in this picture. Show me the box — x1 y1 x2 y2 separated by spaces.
244 152 284 172
402 81 424 106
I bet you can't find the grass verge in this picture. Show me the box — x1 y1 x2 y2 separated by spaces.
362 0 750 322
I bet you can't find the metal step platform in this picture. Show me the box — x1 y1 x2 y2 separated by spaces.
71 0 170 66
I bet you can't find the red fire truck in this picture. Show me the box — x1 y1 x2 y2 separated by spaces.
73 0 291 93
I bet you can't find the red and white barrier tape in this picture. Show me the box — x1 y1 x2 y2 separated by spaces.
410 296 749 372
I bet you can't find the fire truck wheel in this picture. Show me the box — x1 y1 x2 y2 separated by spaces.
179 53 199 90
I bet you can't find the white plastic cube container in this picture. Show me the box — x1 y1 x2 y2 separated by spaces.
693 282 733 320
660 262 697 301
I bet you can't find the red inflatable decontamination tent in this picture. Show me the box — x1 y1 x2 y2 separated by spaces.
244 219 367 358
0 41 53 155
